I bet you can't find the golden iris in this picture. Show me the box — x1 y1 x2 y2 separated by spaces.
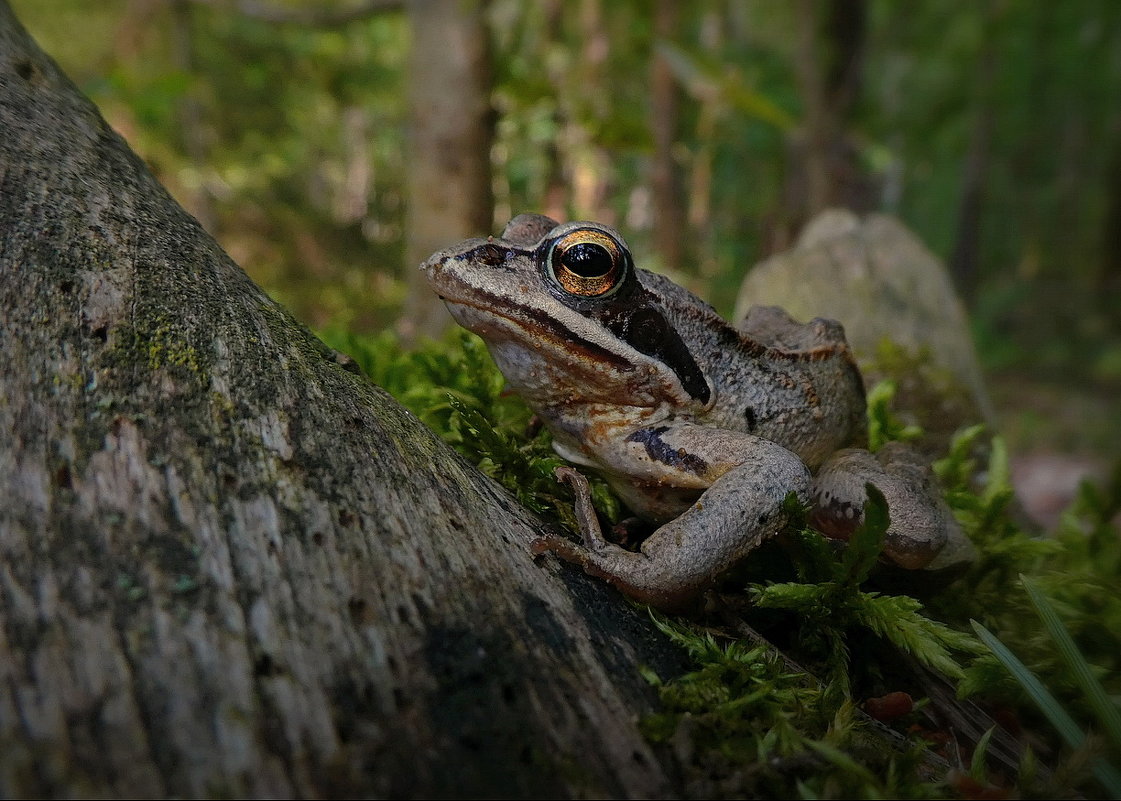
548 230 625 297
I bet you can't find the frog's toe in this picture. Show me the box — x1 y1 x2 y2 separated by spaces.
553 465 614 551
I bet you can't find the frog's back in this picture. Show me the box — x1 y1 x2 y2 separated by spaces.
638 270 867 468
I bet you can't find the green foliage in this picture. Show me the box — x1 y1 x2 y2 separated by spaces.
929 428 1060 641
751 488 979 692
929 433 1121 795
656 41 796 130
326 316 1119 794
932 429 1121 725
1020 574 1121 756
324 322 1121 796
641 614 940 799
973 578 1121 797
628 413 1118 798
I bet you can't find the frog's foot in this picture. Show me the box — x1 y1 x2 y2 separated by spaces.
810 442 967 570
535 447 811 610
529 467 610 573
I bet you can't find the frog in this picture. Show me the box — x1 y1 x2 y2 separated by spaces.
423 213 965 610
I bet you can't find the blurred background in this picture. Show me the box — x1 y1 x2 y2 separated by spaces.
13 0 1120 513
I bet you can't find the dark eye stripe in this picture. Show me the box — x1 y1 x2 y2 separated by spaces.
591 296 711 405
458 283 636 371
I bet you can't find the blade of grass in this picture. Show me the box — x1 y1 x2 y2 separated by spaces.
972 620 1121 796
970 726 996 781
1021 575 1121 754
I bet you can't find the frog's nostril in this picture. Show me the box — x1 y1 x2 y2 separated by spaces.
478 243 506 266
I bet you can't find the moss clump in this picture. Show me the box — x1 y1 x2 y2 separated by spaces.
862 339 987 456
101 317 206 381
145 322 202 373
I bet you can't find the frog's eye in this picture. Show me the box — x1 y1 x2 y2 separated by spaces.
547 230 627 298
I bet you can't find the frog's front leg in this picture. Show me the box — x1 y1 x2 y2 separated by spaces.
534 427 811 610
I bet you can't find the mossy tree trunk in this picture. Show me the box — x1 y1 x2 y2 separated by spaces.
0 5 684 797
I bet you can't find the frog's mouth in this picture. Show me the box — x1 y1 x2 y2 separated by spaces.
441 292 636 373
423 249 631 366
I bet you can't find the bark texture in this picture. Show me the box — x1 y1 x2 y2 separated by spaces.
0 6 685 797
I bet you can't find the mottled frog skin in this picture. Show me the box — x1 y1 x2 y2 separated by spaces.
424 214 959 609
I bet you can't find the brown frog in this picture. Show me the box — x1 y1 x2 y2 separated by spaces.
423 214 965 609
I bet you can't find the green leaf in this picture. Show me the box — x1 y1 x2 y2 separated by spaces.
971 620 1082 745
855 593 973 678
838 484 889 588
932 423 986 491
970 726 996 781
865 380 923 452
981 437 1011 505
752 581 831 614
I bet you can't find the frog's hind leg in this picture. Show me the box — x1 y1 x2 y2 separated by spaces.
535 446 810 610
810 442 964 570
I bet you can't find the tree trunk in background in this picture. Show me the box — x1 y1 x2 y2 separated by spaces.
793 0 831 219
1101 130 1121 317
400 0 495 342
949 3 998 303
650 0 686 273
168 0 216 233
0 5 686 796
820 0 868 206
778 0 869 252
541 0 568 222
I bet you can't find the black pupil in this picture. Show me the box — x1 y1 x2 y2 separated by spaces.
560 242 613 278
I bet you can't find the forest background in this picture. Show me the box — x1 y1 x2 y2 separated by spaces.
15 0 1121 501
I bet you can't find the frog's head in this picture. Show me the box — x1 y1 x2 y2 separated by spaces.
423 213 712 411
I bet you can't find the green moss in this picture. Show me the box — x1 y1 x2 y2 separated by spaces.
653 425 1121 797
862 339 985 454
209 390 236 417
640 613 943 798
145 322 202 373
101 316 208 382
867 379 924 451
